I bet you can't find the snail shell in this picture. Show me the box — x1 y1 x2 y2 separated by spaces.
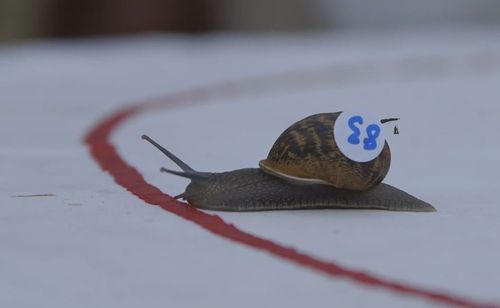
259 112 390 191
141 112 434 212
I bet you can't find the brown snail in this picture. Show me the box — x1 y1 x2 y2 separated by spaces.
142 112 435 212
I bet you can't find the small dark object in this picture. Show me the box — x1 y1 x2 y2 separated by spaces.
380 118 400 124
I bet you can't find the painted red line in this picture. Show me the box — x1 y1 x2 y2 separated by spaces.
85 96 498 308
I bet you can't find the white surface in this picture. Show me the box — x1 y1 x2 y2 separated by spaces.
1 29 500 307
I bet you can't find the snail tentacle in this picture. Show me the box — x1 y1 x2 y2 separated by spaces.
174 192 187 200
160 167 211 181
142 134 195 172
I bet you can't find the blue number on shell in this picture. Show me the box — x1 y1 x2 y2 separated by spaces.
347 115 363 145
363 124 380 150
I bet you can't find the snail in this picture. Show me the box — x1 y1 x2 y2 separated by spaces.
142 112 435 212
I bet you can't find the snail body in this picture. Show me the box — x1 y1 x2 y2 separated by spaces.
176 168 433 212
142 112 435 212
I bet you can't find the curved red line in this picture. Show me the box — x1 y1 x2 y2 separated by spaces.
85 97 498 308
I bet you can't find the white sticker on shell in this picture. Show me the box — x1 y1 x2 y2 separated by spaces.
333 111 386 162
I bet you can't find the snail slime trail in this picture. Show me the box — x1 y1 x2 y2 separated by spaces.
141 112 435 212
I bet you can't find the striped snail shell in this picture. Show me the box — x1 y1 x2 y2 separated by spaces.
259 112 391 191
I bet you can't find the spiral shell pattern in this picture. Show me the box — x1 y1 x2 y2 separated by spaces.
259 112 391 191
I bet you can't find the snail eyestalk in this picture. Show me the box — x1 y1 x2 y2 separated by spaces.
142 134 195 172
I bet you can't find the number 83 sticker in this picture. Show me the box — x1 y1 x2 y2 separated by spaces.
333 111 387 162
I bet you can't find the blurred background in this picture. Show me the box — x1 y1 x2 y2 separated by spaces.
1 0 500 42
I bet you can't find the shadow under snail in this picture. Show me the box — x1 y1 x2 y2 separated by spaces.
142 112 435 212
